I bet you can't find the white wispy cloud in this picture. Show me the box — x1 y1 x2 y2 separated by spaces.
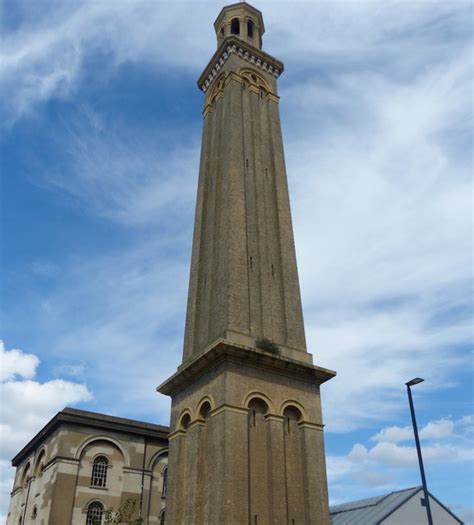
37 107 200 226
0 1 214 125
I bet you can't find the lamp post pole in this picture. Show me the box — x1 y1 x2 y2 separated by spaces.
406 378 433 525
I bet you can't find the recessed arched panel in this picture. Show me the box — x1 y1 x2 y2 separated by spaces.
21 462 31 488
242 391 275 413
75 435 128 466
280 400 307 421
148 448 168 471
178 411 192 431
239 69 273 95
207 73 227 107
196 395 215 417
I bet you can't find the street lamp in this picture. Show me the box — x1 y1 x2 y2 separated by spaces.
406 377 433 525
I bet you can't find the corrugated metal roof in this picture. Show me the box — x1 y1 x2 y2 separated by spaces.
330 487 421 525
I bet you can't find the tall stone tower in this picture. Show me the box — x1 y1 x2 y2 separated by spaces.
158 3 336 524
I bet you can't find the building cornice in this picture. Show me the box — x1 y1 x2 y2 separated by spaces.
11 408 169 467
198 36 284 92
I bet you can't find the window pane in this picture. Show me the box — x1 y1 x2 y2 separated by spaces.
91 456 108 487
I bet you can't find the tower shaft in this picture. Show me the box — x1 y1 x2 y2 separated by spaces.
184 52 307 363
158 4 335 524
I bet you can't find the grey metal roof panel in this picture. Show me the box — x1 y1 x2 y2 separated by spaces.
330 487 421 525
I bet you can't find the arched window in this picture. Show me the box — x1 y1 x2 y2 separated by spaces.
86 501 104 525
159 509 166 525
231 18 240 35
162 466 168 498
90 456 108 487
247 19 254 39
31 506 38 519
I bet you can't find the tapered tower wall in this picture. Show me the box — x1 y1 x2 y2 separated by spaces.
158 3 335 524
183 52 308 364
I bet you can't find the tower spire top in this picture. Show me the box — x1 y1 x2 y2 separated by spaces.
214 2 265 49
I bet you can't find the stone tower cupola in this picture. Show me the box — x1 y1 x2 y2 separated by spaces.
214 2 265 49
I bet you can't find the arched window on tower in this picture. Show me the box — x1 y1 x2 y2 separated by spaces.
86 501 104 525
247 19 254 39
162 466 168 498
90 456 108 488
159 509 166 525
231 18 240 35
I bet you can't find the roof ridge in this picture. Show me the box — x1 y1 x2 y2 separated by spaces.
330 486 422 515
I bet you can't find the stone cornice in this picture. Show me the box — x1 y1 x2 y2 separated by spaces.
157 339 336 397
11 408 169 467
198 36 284 92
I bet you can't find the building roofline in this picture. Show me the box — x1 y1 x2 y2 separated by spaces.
330 486 464 525
12 407 169 467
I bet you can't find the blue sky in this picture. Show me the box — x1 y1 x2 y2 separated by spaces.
1 0 472 522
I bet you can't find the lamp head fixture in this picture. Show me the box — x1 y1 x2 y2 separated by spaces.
406 377 425 387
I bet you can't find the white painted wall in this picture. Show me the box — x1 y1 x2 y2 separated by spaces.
382 491 462 525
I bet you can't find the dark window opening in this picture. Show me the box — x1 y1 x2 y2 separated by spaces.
231 18 240 35
248 20 254 39
159 510 166 525
31 506 37 519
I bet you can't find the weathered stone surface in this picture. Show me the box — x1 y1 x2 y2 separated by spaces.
162 3 335 523
6 408 168 525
